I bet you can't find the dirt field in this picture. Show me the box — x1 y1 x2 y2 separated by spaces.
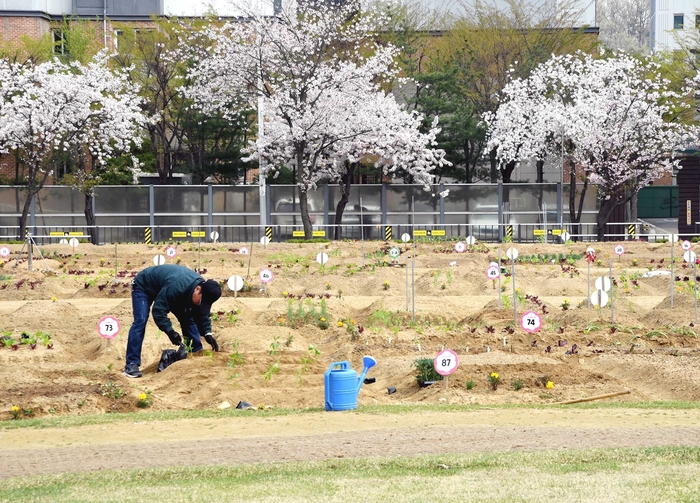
1 238 699 478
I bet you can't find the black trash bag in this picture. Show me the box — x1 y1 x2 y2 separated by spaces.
157 344 187 372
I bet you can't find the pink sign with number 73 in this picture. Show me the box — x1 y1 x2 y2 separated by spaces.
97 316 120 339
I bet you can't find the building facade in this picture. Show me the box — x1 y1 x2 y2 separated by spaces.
650 0 700 52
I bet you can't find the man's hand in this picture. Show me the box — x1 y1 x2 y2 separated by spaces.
166 330 182 346
204 333 219 352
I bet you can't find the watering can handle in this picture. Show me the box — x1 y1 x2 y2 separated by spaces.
330 361 350 371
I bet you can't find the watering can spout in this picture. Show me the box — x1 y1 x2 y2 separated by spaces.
356 355 377 394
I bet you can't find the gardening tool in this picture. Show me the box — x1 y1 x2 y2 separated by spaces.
324 356 376 411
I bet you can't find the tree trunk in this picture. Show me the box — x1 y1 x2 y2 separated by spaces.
334 162 356 240
84 188 97 244
489 148 498 183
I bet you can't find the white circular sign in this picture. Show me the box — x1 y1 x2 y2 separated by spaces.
401 233 411 243
670 234 679 243
594 276 612 292
586 246 596 254
316 252 329 265
165 246 177 258
260 236 270 246
210 231 219 242
239 247 249 255
465 235 476 246
388 246 401 259
614 244 625 256
486 265 500 280
68 237 79 249
684 250 697 264
520 310 542 334
97 316 120 339
259 268 274 283
0 246 9 257
59 239 68 245
506 247 519 260
153 254 165 266
433 349 459 376
560 231 570 242
454 242 466 253
227 275 244 292
682 240 692 251
591 289 609 307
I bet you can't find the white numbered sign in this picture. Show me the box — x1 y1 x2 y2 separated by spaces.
560 231 571 242
594 276 612 292
0 246 9 257
165 247 177 258
454 242 466 253
682 240 692 251
153 254 165 266
401 233 411 243
260 236 270 246
59 239 68 245
591 289 609 307
465 235 476 246
684 250 697 264
433 349 459 376
259 268 274 283
239 247 249 255
388 246 401 259
68 237 79 249
97 316 120 340
520 310 542 334
227 275 244 292
486 265 500 280
317 252 329 265
614 244 625 256
210 231 220 242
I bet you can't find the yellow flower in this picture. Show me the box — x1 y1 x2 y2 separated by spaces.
351 320 356 325
11 405 19 412
337 321 344 327
282 291 288 297
278 317 285 323
546 381 554 389
51 296 57 302
320 317 326 322
138 393 148 400
490 372 499 379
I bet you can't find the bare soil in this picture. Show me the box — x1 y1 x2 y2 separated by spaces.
1 239 699 478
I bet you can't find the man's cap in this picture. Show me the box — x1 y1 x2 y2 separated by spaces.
200 279 222 315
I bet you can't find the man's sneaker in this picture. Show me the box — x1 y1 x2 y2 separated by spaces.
123 363 142 378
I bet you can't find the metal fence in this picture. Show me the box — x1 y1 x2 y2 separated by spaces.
0 182 606 244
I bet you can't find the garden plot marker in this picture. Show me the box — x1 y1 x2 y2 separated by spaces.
153 254 165 266
560 231 570 243
166 246 177 259
670 235 680 308
259 268 273 296
454 241 465 253
227 275 244 298
210 231 219 243
434 348 459 390
260 235 270 247
520 310 542 334
465 235 476 247
239 247 249 255
98 315 120 351
316 252 328 265
585 247 596 308
614 244 625 258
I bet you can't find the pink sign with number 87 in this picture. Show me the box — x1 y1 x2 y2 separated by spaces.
434 349 459 376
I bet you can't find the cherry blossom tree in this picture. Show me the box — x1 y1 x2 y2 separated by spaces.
184 0 446 238
0 51 146 240
486 51 696 240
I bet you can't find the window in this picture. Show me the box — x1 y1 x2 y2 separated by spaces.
696 14 700 28
113 29 124 50
52 29 66 55
674 14 684 29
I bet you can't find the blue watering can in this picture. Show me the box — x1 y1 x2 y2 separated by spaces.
324 356 376 411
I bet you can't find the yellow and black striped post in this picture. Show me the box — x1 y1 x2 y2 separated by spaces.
505 225 513 240
384 225 392 241
628 224 635 240
144 227 152 245
265 226 272 242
